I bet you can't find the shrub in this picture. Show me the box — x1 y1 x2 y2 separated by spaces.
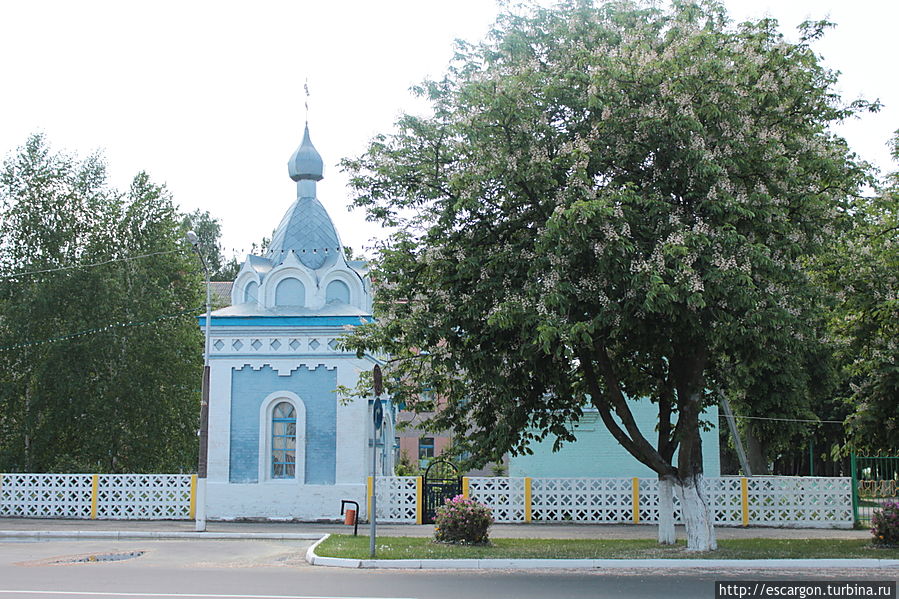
434 495 493 544
871 501 899 546
394 450 420 476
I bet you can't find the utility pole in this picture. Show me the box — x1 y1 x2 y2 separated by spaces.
719 393 752 477
186 231 211 532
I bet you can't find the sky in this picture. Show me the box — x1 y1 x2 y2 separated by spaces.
1 1 896 260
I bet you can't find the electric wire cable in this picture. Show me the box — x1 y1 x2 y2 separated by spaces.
718 414 844 425
0 306 204 352
0 249 182 280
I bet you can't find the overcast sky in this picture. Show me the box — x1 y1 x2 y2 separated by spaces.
1 1 896 259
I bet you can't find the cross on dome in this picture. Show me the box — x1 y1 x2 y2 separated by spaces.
266 121 341 270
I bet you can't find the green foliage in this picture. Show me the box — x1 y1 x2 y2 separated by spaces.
0 134 204 473
394 450 421 476
434 495 493 544
181 209 271 282
181 210 227 279
339 0 867 489
722 338 844 473
812 133 899 453
871 502 899 546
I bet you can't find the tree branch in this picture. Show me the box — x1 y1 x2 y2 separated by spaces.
579 346 676 476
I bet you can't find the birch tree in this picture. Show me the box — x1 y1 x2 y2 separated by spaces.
0 135 204 472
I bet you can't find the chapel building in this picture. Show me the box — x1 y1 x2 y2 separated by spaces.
201 124 392 520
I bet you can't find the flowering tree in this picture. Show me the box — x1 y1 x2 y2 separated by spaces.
340 1 869 550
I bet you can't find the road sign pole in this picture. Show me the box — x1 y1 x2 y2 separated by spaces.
369 365 384 559
370 406 377 559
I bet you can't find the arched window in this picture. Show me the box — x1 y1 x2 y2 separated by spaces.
244 280 258 304
275 277 305 306
271 402 296 479
325 280 350 304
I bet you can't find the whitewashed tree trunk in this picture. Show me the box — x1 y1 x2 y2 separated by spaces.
677 472 717 551
657 475 676 544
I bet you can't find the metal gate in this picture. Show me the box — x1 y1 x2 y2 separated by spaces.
422 459 461 524
851 454 899 525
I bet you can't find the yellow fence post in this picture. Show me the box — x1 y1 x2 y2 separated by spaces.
90 474 99 520
189 474 198 519
367 476 373 521
415 476 423 525
632 478 640 524
741 477 749 527
524 477 532 523
462 476 470 499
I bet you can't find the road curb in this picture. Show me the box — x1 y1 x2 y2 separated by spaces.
305 541 899 570
0 530 323 541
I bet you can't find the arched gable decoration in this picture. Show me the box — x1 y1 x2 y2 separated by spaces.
275 277 305 307
232 268 263 306
325 279 350 304
245 281 259 304
319 266 366 309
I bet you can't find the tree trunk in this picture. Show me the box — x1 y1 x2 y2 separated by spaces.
675 381 717 551
677 471 717 551
744 424 770 475
657 474 676 545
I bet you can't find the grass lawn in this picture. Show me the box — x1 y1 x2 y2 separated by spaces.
316 535 899 560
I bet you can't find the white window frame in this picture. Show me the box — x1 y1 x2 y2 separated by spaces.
258 391 306 483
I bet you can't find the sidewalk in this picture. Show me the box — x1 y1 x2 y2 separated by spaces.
0 518 869 540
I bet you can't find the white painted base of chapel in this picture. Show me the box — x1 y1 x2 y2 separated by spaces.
206 482 367 521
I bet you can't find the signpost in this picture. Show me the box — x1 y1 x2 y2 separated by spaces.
370 365 384 559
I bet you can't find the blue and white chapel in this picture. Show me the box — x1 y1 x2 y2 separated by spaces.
203 124 392 520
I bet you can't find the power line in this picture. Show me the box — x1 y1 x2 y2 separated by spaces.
718 414 844 425
0 249 182 280
0 306 204 352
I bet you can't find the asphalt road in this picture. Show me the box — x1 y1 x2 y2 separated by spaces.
0 538 896 599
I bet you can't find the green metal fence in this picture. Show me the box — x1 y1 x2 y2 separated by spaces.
851 454 899 526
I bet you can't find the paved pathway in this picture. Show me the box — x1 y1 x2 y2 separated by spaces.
0 517 869 539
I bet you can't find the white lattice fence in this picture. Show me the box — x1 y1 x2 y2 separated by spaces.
463 476 851 528
2 473 851 526
705 477 742 526
96 475 193 519
531 477 633 523
374 476 418 522
0 473 193 520
467 477 526 522
745 477 852 527
0 474 93 518
636 478 685 524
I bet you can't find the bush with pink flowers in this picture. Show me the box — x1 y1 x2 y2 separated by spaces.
871 501 899 546
434 495 493 544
